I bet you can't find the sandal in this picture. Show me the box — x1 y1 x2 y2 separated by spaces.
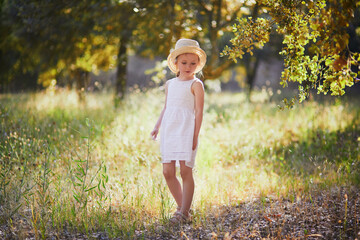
169 211 191 224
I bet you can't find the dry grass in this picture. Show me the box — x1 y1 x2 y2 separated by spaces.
0 89 359 239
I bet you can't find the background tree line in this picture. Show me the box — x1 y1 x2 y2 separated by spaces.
0 0 359 103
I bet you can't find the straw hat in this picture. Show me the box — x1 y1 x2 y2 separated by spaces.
167 39 207 74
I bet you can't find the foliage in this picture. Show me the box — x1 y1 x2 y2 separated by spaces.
222 0 360 106
0 90 359 238
188 0 256 79
143 0 272 97
0 0 119 90
2 0 359 101
143 0 254 80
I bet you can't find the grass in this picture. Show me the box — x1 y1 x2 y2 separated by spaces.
0 88 359 239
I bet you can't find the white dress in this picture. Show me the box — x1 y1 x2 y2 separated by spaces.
160 77 202 168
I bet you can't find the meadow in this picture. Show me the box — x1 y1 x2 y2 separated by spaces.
0 88 359 239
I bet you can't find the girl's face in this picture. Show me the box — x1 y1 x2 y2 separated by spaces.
176 53 199 80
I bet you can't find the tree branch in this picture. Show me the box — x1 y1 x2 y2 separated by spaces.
203 60 233 79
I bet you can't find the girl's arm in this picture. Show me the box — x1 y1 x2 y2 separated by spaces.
151 81 169 140
192 80 205 150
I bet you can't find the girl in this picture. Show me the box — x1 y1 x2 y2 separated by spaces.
151 39 206 223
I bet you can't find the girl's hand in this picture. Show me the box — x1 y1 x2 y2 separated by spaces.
150 128 159 140
192 138 198 150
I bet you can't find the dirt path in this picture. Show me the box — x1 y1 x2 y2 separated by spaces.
143 186 359 239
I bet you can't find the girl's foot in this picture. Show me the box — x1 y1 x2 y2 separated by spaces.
169 211 191 224
175 206 193 215
175 206 181 214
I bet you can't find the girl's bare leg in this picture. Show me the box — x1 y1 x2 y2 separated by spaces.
179 161 194 216
163 162 182 208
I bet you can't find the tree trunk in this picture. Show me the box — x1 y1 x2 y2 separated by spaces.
72 68 89 103
245 54 260 101
199 0 235 81
244 3 260 101
115 34 130 106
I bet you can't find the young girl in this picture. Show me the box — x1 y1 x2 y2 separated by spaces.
151 39 206 223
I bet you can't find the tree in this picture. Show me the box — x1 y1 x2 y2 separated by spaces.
0 0 41 91
1 0 118 97
149 0 246 80
1 0 191 100
143 0 274 99
109 1 137 103
223 0 360 107
100 0 180 103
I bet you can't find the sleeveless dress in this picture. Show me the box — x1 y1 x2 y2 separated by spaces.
160 77 202 168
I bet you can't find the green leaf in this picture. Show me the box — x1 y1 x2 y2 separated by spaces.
85 186 97 192
350 72 357 78
77 164 85 176
75 175 83 183
73 194 80 203
325 58 333 66
85 118 90 127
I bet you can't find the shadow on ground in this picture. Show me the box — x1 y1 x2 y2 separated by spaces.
263 117 360 186
148 186 359 239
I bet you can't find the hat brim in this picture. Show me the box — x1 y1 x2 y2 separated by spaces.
167 46 207 74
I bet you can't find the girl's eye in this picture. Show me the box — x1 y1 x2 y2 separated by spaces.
191 63 196 65
181 62 187 65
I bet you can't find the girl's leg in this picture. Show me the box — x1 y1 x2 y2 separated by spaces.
163 162 182 208
179 161 194 217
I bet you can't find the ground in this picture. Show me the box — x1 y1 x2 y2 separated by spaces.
1 186 358 239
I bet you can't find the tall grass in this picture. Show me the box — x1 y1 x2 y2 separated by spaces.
0 89 359 238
